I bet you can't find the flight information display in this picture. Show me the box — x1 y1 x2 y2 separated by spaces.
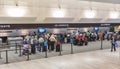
94 27 99 31
38 28 46 33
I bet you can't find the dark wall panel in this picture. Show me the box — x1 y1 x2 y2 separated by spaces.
0 23 119 30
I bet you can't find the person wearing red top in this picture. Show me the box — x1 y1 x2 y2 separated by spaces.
77 34 81 41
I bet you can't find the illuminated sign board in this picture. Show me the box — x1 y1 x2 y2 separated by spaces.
0 25 11 28
54 24 69 27
101 24 111 26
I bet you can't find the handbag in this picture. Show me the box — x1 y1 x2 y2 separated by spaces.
112 42 118 47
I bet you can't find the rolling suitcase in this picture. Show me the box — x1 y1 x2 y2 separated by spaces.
22 49 29 55
73 39 78 45
78 40 83 46
85 42 88 45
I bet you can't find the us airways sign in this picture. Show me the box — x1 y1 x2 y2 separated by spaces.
0 25 11 28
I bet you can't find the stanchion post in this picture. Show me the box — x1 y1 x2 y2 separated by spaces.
6 40 9 45
2 42 3 48
5 50 9 64
119 46 120 59
70 39 73 54
15 42 18 54
59 43 62 56
71 43 73 54
0 51 2 59
19 45 22 57
61 43 63 51
26 49 30 61
45 46 48 58
101 38 103 50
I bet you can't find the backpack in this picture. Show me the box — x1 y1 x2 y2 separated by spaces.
39 37 44 43
112 41 118 47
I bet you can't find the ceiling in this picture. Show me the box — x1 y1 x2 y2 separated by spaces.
0 0 120 9
0 0 120 24
80 0 120 4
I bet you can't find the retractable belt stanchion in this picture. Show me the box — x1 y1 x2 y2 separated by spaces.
5 50 9 64
19 45 22 57
45 46 48 58
0 52 1 59
15 41 18 54
2 42 3 48
101 37 103 50
61 42 63 51
70 39 73 54
59 43 62 56
119 42 120 59
26 49 30 61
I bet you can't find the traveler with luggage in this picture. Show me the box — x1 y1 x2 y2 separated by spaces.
111 34 118 52
49 34 57 51
22 38 30 55
38 36 44 52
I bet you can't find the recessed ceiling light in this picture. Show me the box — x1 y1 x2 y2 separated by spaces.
84 10 97 18
52 9 65 18
5 7 27 17
109 11 119 19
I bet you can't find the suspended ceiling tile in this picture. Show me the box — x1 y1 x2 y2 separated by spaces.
43 17 74 23
79 18 102 23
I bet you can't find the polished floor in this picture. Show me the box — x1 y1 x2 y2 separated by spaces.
0 48 120 69
0 40 112 64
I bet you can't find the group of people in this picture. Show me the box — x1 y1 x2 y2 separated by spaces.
72 31 104 46
22 32 61 55
22 30 119 55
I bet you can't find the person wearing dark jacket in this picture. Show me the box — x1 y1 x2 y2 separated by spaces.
30 36 36 54
111 34 117 52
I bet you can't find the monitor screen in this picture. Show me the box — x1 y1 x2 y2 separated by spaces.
38 28 46 33
94 27 99 31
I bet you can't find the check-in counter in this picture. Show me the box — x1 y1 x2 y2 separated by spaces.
8 37 23 44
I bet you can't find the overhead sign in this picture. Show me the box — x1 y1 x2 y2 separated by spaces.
101 24 111 26
54 24 69 27
0 23 119 30
0 25 11 28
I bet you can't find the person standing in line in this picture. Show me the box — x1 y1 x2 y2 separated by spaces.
49 34 57 51
56 39 61 52
111 34 118 52
48 33 52 52
98 31 103 40
30 36 36 54
64 33 67 43
43 39 48 52
22 37 29 55
38 36 44 52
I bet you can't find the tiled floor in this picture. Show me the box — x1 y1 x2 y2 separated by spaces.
0 40 113 64
0 40 120 69
0 48 119 69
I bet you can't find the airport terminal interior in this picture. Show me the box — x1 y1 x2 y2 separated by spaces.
0 0 120 69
